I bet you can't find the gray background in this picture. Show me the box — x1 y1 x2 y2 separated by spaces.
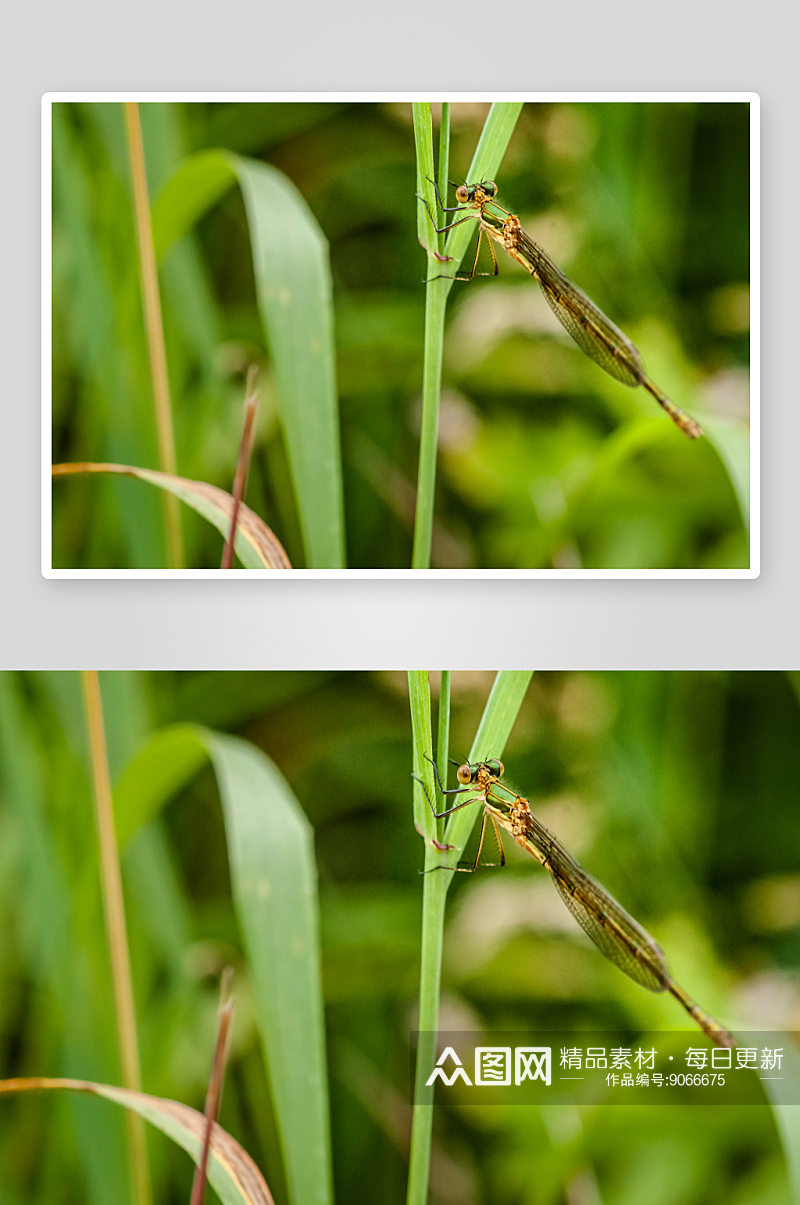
6 2 791 669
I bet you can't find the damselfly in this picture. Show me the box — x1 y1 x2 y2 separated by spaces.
420 180 704 440
419 755 734 1048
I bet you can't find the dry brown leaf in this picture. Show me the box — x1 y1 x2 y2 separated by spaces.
0 1077 274 1205
52 462 292 569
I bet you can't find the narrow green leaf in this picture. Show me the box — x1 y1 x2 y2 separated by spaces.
406 670 531 1205
412 105 436 255
412 102 522 568
442 670 533 861
150 149 237 260
411 106 448 570
703 418 751 531
406 672 448 1205
435 671 451 808
408 671 436 844
112 724 208 849
758 1039 800 1205
440 102 524 277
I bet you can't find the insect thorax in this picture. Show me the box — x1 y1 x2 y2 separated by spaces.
508 797 531 839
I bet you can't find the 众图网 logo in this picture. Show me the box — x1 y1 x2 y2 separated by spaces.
426 1045 552 1087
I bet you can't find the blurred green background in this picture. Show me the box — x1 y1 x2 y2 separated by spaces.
0 670 796 1204
51 100 751 569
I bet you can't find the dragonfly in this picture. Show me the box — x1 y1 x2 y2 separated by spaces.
418 755 734 1048
420 179 704 440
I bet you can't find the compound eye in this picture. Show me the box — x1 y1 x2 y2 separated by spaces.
456 764 472 785
486 759 504 777
455 185 469 203
484 180 497 196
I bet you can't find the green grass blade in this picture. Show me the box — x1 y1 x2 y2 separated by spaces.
441 669 534 866
413 105 437 259
110 723 333 1205
229 156 345 569
435 671 451 797
441 101 524 274
151 149 238 260
406 672 447 1205
758 1039 800 1205
52 103 166 569
123 103 183 570
436 105 450 228
0 676 133 1202
703 416 751 531
406 670 531 1205
198 731 332 1205
112 723 209 848
409 670 436 844
411 105 448 570
150 148 345 568
412 103 522 568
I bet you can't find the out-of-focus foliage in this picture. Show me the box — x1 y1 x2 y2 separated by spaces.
51 101 750 569
0 671 796 1204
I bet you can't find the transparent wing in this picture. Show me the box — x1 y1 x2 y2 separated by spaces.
517 231 645 388
517 808 670 994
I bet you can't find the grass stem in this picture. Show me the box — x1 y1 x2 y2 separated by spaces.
123 102 184 569
406 670 532 1203
81 671 152 1205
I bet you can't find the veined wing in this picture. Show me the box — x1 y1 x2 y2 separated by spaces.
513 229 646 389
510 805 671 994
